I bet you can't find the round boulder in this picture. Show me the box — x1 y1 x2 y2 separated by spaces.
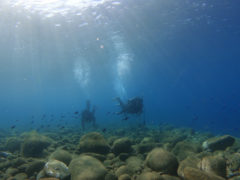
49 149 72 165
112 137 132 155
21 132 52 157
69 155 107 180
78 132 110 154
146 148 178 175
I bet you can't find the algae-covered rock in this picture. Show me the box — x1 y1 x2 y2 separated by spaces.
14 172 28 180
126 156 143 174
49 149 72 165
202 135 235 152
69 155 107 180
119 174 131 180
37 159 70 180
198 155 226 178
115 165 132 177
21 131 52 157
183 167 225 180
112 137 132 155
104 172 118 180
137 172 163 180
78 132 110 154
146 148 178 175
26 160 45 177
5 137 22 152
177 156 200 178
160 174 181 180
172 141 201 161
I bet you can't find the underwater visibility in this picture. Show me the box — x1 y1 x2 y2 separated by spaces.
0 0 240 179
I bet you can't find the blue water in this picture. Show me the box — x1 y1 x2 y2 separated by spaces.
0 0 240 135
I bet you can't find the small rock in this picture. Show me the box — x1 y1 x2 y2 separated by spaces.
202 135 235 152
14 173 28 180
160 174 181 180
6 167 18 176
119 174 131 180
137 172 162 180
26 160 45 177
115 165 132 177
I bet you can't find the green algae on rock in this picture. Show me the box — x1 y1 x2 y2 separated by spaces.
146 148 179 175
69 155 107 180
78 132 110 154
112 137 133 155
37 159 70 180
202 135 235 152
20 131 53 157
183 167 225 180
198 155 226 178
49 149 72 165
137 172 162 180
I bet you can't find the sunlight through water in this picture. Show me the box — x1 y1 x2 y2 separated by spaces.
7 0 118 17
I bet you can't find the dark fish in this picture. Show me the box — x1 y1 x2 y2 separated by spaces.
11 125 16 129
74 111 79 114
15 119 19 122
102 128 107 133
122 117 129 121
60 126 65 129
30 120 34 124
192 115 198 121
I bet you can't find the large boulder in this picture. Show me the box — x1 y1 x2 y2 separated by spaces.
202 135 235 152
146 148 178 175
112 137 132 155
78 132 110 154
69 155 107 180
21 132 52 157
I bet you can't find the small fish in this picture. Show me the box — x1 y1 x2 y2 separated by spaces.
11 125 16 129
122 117 129 121
102 128 107 133
74 111 79 115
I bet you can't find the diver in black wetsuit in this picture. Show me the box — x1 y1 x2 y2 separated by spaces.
115 96 145 124
81 100 96 130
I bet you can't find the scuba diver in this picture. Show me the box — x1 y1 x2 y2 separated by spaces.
81 100 96 130
115 96 145 124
